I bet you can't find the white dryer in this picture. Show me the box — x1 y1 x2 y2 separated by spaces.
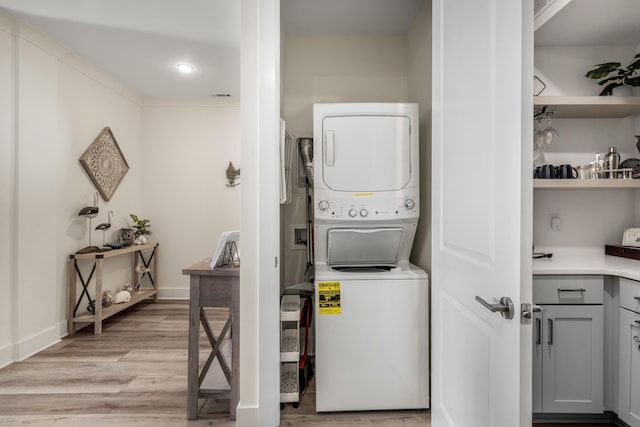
312 103 429 411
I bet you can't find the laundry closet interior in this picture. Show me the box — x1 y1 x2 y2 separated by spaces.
277 0 432 411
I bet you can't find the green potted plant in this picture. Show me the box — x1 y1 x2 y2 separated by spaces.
130 214 151 244
585 53 640 96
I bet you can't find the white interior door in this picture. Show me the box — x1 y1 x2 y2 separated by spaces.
431 1 533 426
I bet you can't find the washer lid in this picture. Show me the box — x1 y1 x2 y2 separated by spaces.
327 228 403 267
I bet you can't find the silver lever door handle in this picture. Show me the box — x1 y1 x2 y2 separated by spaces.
475 296 514 319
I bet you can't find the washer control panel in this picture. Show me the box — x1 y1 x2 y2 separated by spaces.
315 190 419 221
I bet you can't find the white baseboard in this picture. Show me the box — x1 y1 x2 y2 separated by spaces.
0 343 12 369
58 319 69 339
235 403 260 427
15 326 60 361
157 287 189 300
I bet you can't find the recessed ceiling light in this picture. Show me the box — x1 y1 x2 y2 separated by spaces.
176 63 194 73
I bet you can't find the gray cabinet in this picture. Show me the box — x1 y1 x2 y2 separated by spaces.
533 276 604 414
532 310 543 413
618 278 640 427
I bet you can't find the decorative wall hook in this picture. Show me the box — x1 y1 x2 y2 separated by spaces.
534 75 546 96
226 162 241 187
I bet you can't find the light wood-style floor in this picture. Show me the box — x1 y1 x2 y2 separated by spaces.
0 300 429 426
0 301 614 426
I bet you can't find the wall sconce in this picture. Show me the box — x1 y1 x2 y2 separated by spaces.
226 162 240 187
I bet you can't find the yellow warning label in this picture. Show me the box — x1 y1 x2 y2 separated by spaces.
318 281 341 315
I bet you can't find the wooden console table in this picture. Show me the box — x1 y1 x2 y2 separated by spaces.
182 260 239 420
68 242 158 335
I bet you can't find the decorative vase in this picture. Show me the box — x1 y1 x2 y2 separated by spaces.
612 85 632 96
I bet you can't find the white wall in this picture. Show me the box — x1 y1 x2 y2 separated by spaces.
0 13 143 367
533 45 640 248
238 0 281 424
281 34 410 288
140 99 241 298
283 34 409 134
0 14 15 366
535 45 638 96
407 0 432 272
0 11 244 370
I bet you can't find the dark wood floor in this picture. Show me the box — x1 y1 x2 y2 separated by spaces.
0 300 616 426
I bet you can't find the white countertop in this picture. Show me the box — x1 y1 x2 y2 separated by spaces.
533 246 640 281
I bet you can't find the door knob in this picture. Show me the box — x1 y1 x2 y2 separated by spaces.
520 303 543 324
475 296 514 319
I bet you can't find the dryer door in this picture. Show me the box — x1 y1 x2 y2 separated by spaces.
321 115 411 192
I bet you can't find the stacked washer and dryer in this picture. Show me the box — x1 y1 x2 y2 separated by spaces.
312 103 429 412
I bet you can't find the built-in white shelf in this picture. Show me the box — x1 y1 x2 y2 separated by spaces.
534 96 640 119
534 179 640 189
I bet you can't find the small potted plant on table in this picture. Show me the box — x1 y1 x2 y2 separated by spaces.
130 214 151 244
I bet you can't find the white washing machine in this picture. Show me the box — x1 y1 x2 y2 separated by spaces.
312 103 429 411
314 262 429 411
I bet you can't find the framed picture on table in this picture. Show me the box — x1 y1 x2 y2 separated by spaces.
622 228 640 247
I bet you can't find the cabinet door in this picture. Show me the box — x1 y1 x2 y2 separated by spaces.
533 311 543 413
618 308 640 427
542 305 604 413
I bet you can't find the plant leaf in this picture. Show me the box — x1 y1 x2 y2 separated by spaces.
627 56 640 71
586 62 621 79
598 76 623 86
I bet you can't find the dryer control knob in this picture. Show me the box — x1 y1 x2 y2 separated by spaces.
404 199 415 210
319 200 329 211
348 209 357 217
360 209 368 217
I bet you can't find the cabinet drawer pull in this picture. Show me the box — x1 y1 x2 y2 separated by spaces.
634 336 640 343
536 318 541 345
636 320 640 326
557 288 587 292
634 296 640 301
548 318 554 345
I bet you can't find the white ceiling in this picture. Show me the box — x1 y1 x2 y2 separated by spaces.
2 0 639 97
0 0 422 98
0 0 241 98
